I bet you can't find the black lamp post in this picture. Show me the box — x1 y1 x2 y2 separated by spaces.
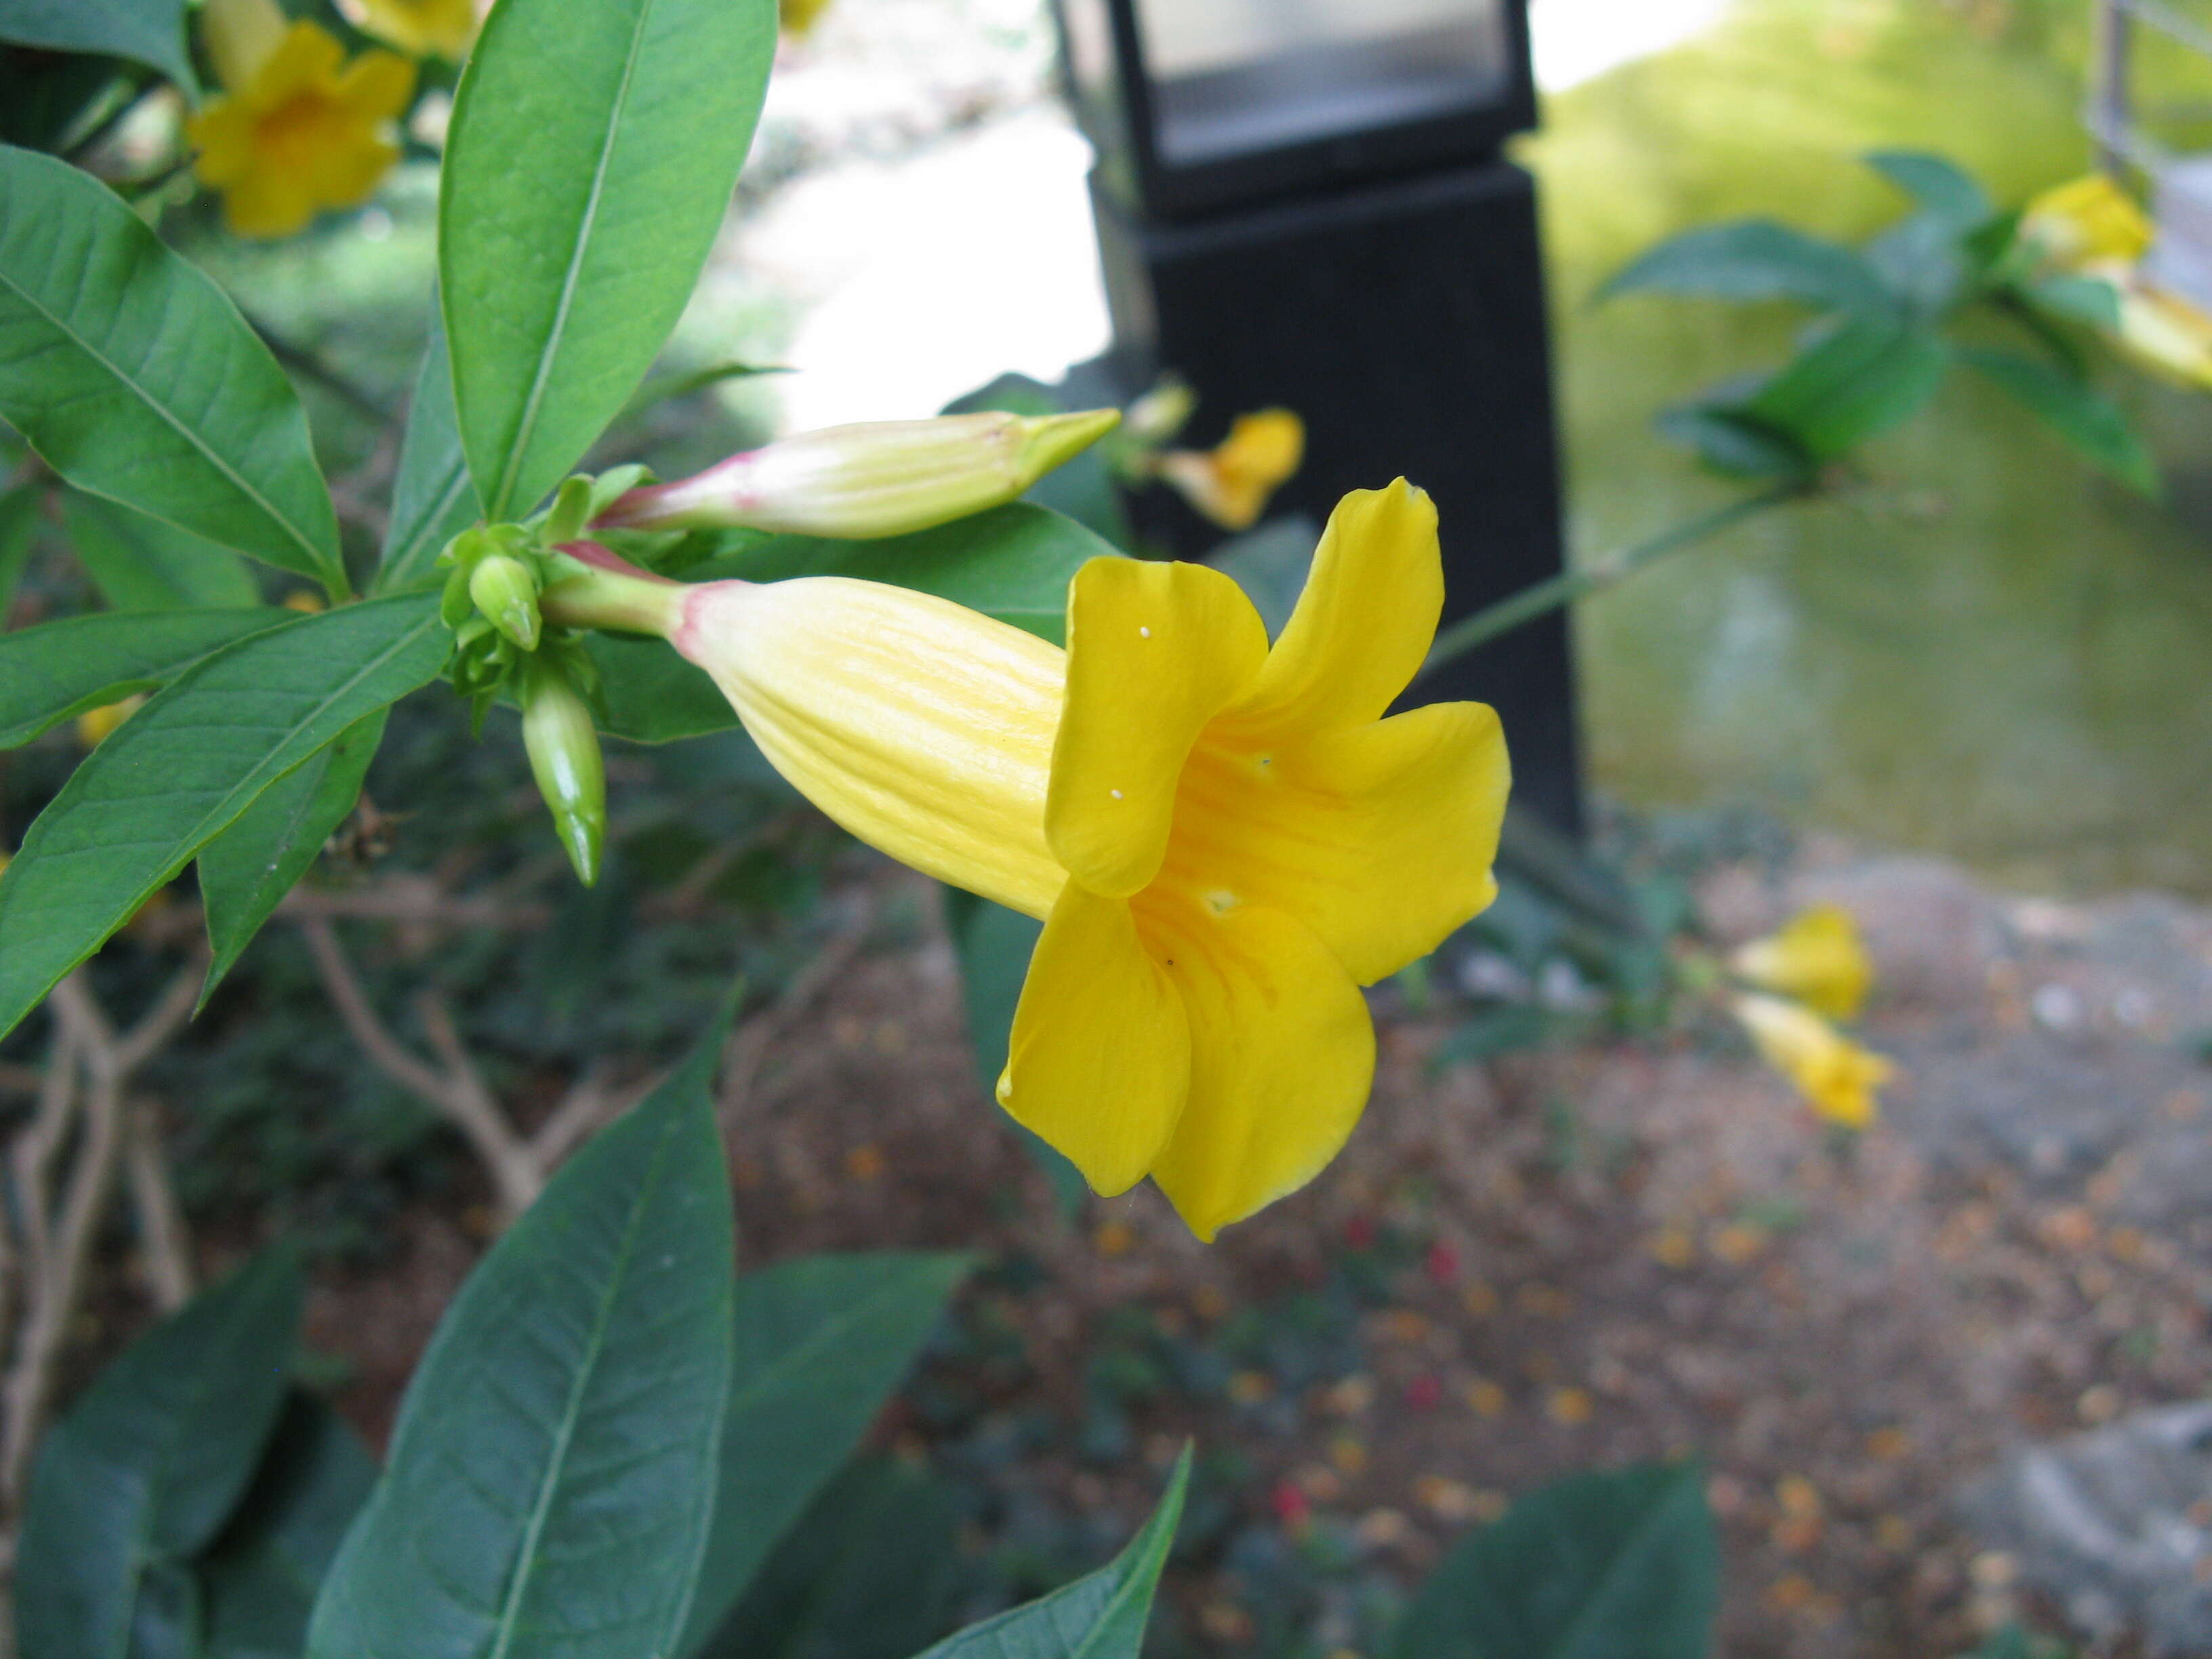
1050 0 1583 834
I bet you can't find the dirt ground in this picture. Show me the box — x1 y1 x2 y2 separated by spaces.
290 842 2212 1659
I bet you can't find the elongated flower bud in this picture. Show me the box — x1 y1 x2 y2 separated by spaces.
594 410 1120 539
519 663 607 886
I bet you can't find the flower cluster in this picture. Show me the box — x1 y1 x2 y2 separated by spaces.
1727 905 1892 1129
541 478 1510 1237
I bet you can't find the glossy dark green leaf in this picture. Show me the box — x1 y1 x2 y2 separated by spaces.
375 316 474 593
306 1010 738 1659
1597 220 1895 314
940 886 1084 1218
65 491 261 611
0 593 445 1041
198 709 388 1002
679 1252 973 1653
695 502 1112 644
909 1450 1189 1659
0 476 39 610
591 503 1112 743
1653 401 1813 481
1744 316 1950 461
17 1252 304 1659
0 147 341 589
1865 148 1992 231
1386 1462 1718 1659
695 1458 966 1659
201 1396 377 1659
1961 345 2160 495
0 607 284 748
441 0 777 518
0 0 194 94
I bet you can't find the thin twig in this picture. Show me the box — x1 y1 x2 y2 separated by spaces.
299 918 542 1220
124 1101 193 1313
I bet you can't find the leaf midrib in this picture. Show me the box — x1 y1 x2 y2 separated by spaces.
483 0 660 520
0 253 331 582
482 1105 685 1659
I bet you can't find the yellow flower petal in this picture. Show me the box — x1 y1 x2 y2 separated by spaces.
675 577 1067 917
334 49 417 121
1732 903 1872 1019
1155 409 1305 531
1733 994 1893 1130
186 100 260 186
340 0 479 59
220 165 320 239
1159 701 1509 985
251 22 348 106
999 884 1189 1195
1225 480 1442 737
2024 173 2153 268
1145 899 1376 1239
1045 556 1267 898
201 0 289 91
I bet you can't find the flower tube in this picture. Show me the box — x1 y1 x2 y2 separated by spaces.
543 482 1509 1237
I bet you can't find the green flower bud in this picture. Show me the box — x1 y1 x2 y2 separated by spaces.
592 409 1122 538
469 553 542 653
519 661 607 886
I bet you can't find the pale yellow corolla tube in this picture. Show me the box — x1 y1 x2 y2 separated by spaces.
554 482 1510 1237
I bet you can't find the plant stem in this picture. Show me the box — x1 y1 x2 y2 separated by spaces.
1419 485 1801 677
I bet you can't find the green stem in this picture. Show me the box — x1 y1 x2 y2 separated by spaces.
1419 485 1801 678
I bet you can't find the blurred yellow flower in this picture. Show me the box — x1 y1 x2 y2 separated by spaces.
339 0 479 60
2023 173 2153 268
76 695 145 750
1732 903 1872 1019
653 481 1509 1237
2112 283 2212 390
1157 409 1305 531
187 0 415 239
1732 993 1892 1130
780 0 834 36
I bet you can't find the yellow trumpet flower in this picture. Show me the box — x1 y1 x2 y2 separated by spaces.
1732 993 1893 1130
338 0 480 60
1156 409 1306 532
2022 173 2154 268
187 0 415 240
1731 903 1873 1019
568 482 1509 1237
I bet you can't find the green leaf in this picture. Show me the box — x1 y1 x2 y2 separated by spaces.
679 1252 974 1653
1597 220 1895 314
201 1396 378 1659
197 709 387 1003
375 316 475 594
17 1252 304 1659
1653 401 1814 482
1961 344 2160 495
695 1458 966 1659
441 0 778 518
0 147 342 590
1428 1006 1553 1072
0 0 195 96
1742 316 1950 461
1386 1462 1718 1659
695 502 1111 644
0 593 445 1041
65 491 262 611
0 607 285 749
1864 211 1968 316
2021 272 2123 333
590 503 1112 743
909 1449 1190 1659
1865 148 1993 231
0 475 45 615
939 886 1084 1219
306 1008 739 1659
